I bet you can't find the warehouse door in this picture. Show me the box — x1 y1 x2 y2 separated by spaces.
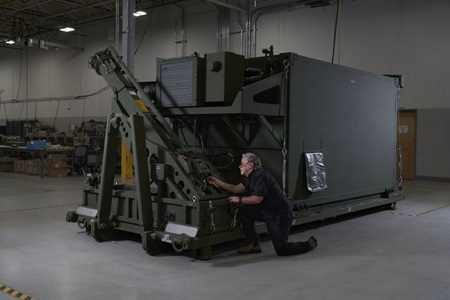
398 110 416 180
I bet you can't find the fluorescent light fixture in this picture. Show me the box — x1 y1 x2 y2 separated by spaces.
60 27 75 32
5 40 15 44
133 10 147 17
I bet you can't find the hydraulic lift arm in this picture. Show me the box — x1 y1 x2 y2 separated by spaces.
88 47 186 153
67 47 235 259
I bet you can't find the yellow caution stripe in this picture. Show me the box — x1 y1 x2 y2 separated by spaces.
390 203 450 217
44 147 75 151
415 203 450 216
0 283 35 300
390 212 417 217
135 98 149 112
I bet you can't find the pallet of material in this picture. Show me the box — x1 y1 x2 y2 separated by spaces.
25 160 40 175
46 157 69 177
14 160 27 173
0 157 16 172
46 167 69 177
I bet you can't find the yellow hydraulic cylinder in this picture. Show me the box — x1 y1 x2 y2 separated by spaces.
121 138 133 180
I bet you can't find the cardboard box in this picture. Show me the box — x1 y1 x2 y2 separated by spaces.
14 160 26 173
47 167 68 177
48 161 69 169
37 132 48 138
47 154 69 160
0 157 16 172
73 136 90 146
26 160 40 175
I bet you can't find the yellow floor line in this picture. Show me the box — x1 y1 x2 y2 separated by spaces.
390 203 450 217
0 283 35 300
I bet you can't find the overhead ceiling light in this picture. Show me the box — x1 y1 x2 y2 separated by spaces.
60 27 75 32
133 10 147 17
5 40 15 44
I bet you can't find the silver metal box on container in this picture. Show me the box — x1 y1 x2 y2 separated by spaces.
156 56 205 107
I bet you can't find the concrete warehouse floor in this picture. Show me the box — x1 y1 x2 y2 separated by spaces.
1 173 450 300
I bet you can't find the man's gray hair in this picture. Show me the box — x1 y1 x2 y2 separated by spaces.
243 152 262 169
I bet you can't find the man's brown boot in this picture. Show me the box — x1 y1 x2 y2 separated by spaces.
307 236 318 250
238 241 262 254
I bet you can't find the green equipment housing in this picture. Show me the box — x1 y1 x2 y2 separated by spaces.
66 46 404 260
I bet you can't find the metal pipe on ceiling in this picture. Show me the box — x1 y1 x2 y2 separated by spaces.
34 0 116 23
247 0 342 57
248 1 307 57
205 0 246 12
0 0 54 16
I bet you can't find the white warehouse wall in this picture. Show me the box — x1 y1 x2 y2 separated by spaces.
0 0 449 179
255 0 450 109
